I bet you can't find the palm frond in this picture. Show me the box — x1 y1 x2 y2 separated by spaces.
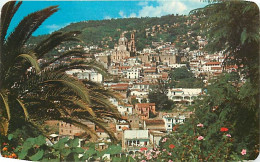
16 99 29 120
41 50 85 69
0 1 22 43
0 91 10 120
40 72 91 104
59 117 99 140
34 31 81 59
0 118 9 136
17 53 40 73
3 5 59 63
73 100 96 117
82 117 118 143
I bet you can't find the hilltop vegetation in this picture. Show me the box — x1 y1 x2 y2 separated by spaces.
28 14 200 51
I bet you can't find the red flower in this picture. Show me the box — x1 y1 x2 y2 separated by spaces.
220 127 228 132
140 147 148 151
2 142 7 146
169 144 175 149
11 153 17 158
2 147 8 151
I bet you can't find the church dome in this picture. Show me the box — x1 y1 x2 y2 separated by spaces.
119 37 128 42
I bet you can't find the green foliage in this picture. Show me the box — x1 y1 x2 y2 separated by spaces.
191 0 259 83
2 135 122 161
131 98 139 105
148 90 174 111
169 67 193 81
168 67 204 88
28 14 198 51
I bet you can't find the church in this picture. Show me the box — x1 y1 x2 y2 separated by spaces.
111 32 136 63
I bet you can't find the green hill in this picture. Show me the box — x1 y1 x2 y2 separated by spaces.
28 14 201 52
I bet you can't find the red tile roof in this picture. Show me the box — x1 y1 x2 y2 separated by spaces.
145 119 165 125
136 103 155 107
205 62 221 65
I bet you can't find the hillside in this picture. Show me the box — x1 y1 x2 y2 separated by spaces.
28 14 201 52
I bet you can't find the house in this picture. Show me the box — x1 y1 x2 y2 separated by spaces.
162 112 190 132
59 120 95 138
127 112 143 130
116 121 130 139
77 70 103 83
135 103 156 119
65 69 103 83
117 104 133 115
122 130 152 153
126 67 141 79
167 88 202 105
131 82 151 91
149 131 167 148
144 119 165 131
203 62 222 72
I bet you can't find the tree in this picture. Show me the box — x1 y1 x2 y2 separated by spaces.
158 73 259 160
168 67 204 88
0 1 121 142
169 67 193 81
190 1 259 158
148 90 174 111
156 0 259 160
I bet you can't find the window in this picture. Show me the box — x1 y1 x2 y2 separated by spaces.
119 126 121 129
61 129 63 132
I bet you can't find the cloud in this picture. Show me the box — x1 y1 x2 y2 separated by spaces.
138 1 149 6
45 23 69 33
119 10 126 18
129 13 137 18
104 16 111 20
137 0 188 17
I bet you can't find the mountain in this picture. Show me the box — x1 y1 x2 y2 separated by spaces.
28 14 201 52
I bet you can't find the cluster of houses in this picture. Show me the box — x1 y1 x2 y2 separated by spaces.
44 28 238 157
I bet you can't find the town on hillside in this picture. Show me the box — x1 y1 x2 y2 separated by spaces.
42 21 241 158
1 1 258 161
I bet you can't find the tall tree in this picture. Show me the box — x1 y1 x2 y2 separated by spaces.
162 0 260 159
0 1 121 142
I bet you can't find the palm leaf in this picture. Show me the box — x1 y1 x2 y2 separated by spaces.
73 100 96 117
34 31 81 59
3 5 59 66
16 99 29 120
17 53 40 73
59 117 99 140
0 91 10 120
0 1 22 43
41 73 91 104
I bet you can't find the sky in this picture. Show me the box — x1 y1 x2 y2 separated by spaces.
0 0 259 36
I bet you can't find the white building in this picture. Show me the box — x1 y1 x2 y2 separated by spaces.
77 70 103 83
162 114 187 132
126 67 140 79
167 88 202 105
117 105 133 115
131 83 151 91
202 62 222 72
130 90 149 97
168 63 186 69
66 69 103 83
122 130 151 153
